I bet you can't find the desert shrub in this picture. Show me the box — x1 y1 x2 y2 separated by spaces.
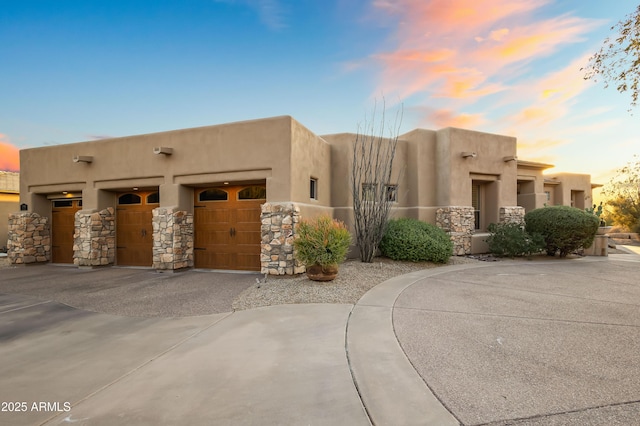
524 206 599 257
294 215 352 267
379 218 453 263
485 222 545 258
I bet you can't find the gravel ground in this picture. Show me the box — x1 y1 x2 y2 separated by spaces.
231 256 479 311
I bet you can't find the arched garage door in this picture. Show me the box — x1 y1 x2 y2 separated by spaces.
51 199 82 264
116 191 158 266
194 185 265 271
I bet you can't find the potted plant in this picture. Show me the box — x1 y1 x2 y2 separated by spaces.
587 202 611 234
294 215 352 281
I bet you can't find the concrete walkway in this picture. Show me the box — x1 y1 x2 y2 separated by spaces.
1 251 639 425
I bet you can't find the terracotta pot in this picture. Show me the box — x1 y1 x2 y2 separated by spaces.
306 263 339 281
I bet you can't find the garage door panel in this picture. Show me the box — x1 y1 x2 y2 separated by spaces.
196 208 231 224
236 253 260 271
235 230 260 246
51 201 81 264
116 192 156 267
194 185 264 271
236 206 260 223
195 250 233 270
196 230 232 247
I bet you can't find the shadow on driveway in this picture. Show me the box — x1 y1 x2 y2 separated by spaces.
0 265 257 317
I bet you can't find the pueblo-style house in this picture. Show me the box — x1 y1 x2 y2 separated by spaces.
7 116 597 274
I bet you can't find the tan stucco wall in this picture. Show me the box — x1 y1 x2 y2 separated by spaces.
0 192 19 248
320 132 409 233
517 164 550 212
545 173 593 209
0 172 20 249
290 119 333 220
438 128 518 207
20 116 302 215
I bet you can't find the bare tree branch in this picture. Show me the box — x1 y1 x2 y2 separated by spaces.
351 100 403 262
583 5 640 111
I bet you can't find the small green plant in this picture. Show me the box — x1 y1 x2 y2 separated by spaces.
485 222 545 258
294 215 352 267
379 218 453 264
525 206 600 257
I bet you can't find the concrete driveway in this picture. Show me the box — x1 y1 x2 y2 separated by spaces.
1 252 639 425
0 265 256 316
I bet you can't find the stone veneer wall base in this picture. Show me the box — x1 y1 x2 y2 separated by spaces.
260 202 305 275
74 208 116 266
152 207 194 271
499 206 526 224
7 212 51 265
436 206 474 256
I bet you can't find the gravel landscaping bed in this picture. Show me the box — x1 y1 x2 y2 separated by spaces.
231 256 480 311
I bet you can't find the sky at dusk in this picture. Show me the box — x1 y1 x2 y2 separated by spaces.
1 0 638 191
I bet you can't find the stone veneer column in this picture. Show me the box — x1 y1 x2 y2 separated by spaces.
260 202 305 275
7 212 51 265
499 206 526 224
436 206 474 256
73 208 115 266
152 207 194 271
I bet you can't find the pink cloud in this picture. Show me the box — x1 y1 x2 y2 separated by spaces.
411 107 486 128
371 0 598 103
0 134 20 172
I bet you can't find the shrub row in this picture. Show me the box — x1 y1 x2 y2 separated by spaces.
487 206 600 258
380 218 453 263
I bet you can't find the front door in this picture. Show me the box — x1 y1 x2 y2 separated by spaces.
51 199 82 263
116 191 158 266
194 185 265 270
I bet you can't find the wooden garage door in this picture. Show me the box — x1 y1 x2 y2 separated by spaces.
51 199 82 264
116 191 158 266
194 185 265 271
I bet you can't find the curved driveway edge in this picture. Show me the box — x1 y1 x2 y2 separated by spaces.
346 263 491 425
347 253 640 426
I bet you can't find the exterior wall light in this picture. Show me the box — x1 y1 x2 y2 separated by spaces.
73 155 93 163
461 152 477 158
153 147 173 155
503 155 518 162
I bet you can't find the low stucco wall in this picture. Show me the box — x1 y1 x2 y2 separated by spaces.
1 195 19 249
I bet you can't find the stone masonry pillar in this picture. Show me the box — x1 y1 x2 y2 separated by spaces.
436 206 474 255
7 212 51 265
260 202 305 275
73 208 115 266
152 207 194 271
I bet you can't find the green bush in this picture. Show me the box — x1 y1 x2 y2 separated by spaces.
485 222 545 258
294 215 352 267
379 218 453 263
524 206 599 257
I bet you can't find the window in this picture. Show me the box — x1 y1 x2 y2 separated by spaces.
146 192 160 204
52 200 73 208
472 183 481 230
199 188 228 202
310 178 318 200
385 185 398 202
118 193 142 205
362 183 376 201
238 186 266 200
362 183 397 202
545 191 551 201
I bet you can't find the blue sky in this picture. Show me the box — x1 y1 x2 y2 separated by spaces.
1 0 638 192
